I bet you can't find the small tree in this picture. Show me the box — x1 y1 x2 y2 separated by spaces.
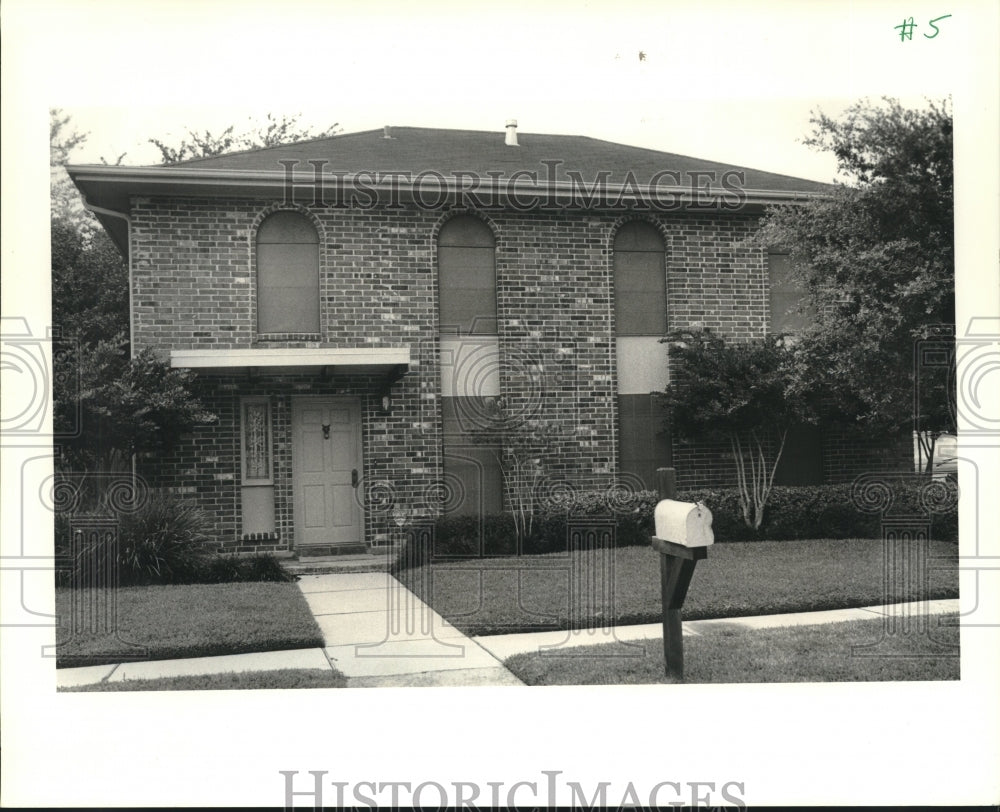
55 334 216 475
661 328 815 530
468 397 560 546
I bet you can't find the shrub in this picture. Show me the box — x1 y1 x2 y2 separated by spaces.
388 478 960 572
56 492 295 585
58 493 213 586
116 493 214 584
198 553 295 583
394 513 517 568
394 491 660 571
535 489 659 550
678 481 958 543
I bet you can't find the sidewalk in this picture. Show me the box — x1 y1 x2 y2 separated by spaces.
55 571 960 689
472 598 959 661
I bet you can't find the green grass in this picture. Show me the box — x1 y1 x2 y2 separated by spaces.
56 581 324 668
506 614 961 684
60 668 347 691
397 538 958 636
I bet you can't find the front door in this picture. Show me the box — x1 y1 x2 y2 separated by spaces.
291 398 363 548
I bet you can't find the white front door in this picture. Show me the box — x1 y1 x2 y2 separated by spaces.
291 398 363 548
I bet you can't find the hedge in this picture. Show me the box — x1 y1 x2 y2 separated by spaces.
396 480 958 569
679 482 958 543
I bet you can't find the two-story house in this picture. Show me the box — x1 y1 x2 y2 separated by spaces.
67 122 909 556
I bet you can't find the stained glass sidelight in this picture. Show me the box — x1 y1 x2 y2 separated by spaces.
243 401 270 480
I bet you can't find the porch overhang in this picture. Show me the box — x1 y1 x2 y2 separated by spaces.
170 347 410 382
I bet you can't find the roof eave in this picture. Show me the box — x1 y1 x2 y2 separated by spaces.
66 163 828 215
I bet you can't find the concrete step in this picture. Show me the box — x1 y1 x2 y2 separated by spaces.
283 552 396 575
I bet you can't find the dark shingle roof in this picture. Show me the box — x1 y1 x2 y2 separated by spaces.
164 126 830 194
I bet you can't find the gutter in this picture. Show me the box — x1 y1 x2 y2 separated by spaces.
66 164 830 208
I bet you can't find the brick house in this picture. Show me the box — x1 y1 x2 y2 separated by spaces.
68 123 909 555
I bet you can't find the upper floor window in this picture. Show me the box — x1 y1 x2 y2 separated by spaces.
438 215 497 335
768 253 812 334
613 221 666 335
256 211 320 335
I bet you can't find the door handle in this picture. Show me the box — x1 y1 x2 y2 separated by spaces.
351 469 359 488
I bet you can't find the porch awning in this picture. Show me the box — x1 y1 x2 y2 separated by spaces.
169 347 410 376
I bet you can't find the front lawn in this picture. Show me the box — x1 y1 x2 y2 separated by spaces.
397 538 958 636
56 582 324 668
60 668 347 691
506 613 961 684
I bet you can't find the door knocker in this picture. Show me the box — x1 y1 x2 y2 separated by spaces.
321 423 331 440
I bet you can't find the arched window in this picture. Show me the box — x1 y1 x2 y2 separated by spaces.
256 211 320 334
614 221 669 489
437 215 501 516
614 221 666 335
438 215 497 335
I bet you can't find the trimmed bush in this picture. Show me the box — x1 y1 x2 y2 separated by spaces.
200 554 295 584
394 491 660 571
680 481 957 543
393 514 517 570
535 489 659 550
392 478 959 571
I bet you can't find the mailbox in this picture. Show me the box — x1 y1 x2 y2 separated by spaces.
654 499 714 548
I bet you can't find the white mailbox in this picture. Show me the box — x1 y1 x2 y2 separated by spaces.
654 499 714 548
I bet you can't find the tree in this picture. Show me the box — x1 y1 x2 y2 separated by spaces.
50 110 217 480
149 113 341 163
661 328 816 530
757 97 954 473
51 219 129 346
54 334 215 474
50 108 98 238
468 397 560 546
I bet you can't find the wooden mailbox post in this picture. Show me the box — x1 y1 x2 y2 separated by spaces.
651 467 713 682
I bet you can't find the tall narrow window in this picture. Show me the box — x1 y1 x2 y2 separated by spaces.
438 215 497 335
257 211 320 334
438 215 502 518
614 221 666 336
768 252 811 334
614 221 669 489
240 397 275 534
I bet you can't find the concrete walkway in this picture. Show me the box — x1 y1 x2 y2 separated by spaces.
55 572 960 690
298 572 523 687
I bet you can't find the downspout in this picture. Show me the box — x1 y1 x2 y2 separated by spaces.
81 201 134 358
81 201 136 485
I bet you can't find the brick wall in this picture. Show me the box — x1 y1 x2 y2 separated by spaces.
823 426 914 483
148 371 440 553
131 195 833 548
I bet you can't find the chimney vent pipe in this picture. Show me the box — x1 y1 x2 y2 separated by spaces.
505 119 518 146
